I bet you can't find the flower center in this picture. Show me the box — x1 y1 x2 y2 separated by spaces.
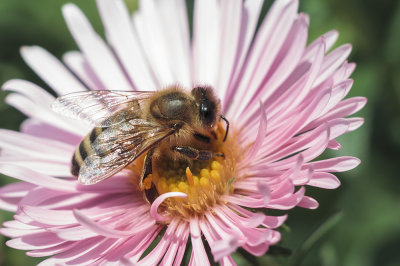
129 123 240 219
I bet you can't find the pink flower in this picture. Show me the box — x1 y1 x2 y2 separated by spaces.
0 0 365 265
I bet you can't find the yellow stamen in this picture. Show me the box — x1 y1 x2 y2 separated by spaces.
185 167 194 186
200 169 210 179
128 122 241 219
193 176 199 186
199 176 210 188
178 181 189 192
210 169 221 182
211 160 222 171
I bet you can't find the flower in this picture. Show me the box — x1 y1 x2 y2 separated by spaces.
0 0 365 265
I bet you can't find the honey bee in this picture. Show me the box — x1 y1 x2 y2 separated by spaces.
52 86 229 201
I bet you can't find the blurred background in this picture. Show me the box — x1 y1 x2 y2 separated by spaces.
0 0 399 265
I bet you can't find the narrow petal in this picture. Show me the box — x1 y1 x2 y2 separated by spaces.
62 3 133 91
190 217 210 266
96 0 157 90
216 0 243 100
20 46 87 95
308 172 341 189
192 0 220 86
155 0 192 88
311 157 361 172
62 51 105 91
73 209 155 238
133 0 176 86
298 196 319 209
244 103 268 160
0 165 76 192
0 129 74 162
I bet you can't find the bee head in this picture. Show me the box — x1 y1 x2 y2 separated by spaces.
191 86 220 128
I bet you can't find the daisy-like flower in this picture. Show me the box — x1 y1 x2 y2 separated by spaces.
0 0 365 265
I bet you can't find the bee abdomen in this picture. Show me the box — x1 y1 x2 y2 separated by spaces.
71 127 102 177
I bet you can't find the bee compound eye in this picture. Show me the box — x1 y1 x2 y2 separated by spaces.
200 100 216 126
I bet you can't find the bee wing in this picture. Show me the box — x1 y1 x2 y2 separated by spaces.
78 119 175 185
51 90 154 127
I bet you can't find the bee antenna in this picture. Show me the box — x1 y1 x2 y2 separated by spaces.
220 115 229 142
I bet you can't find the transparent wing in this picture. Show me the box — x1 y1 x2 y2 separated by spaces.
51 90 154 127
78 119 175 185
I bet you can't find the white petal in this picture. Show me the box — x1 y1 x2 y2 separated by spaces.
96 0 157 90
132 0 175 87
62 3 133 91
216 0 243 101
62 51 104 91
192 0 220 87
20 46 87 95
156 0 192 88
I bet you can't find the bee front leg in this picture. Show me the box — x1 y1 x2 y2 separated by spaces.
172 146 224 160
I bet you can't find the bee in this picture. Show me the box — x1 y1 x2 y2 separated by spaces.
52 86 229 202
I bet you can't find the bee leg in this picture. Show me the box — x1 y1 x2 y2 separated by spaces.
140 149 159 204
172 146 224 160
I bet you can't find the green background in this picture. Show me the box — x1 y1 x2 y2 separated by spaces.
0 0 399 265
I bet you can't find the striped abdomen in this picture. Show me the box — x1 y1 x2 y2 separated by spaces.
71 127 103 176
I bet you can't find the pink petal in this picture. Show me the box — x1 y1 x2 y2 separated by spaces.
211 235 239 262
308 172 341 189
137 219 179 265
314 96 367 123
7 232 67 250
73 209 155 238
223 0 264 110
314 44 352 86
244 103 268 160
268 186 305 210
36 237 104 265
240 13 308 118
26 242 78 257
298 196 319 209
160 222 188 266
257 181 271 206
348 117 365 131
0 165 76 192
0 129 74 161
21 119 81 145
21 206 77 226
0 156 71 177
190 217 210 266
228 0 299 119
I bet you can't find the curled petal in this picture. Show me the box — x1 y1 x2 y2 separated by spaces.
150 192 187 223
